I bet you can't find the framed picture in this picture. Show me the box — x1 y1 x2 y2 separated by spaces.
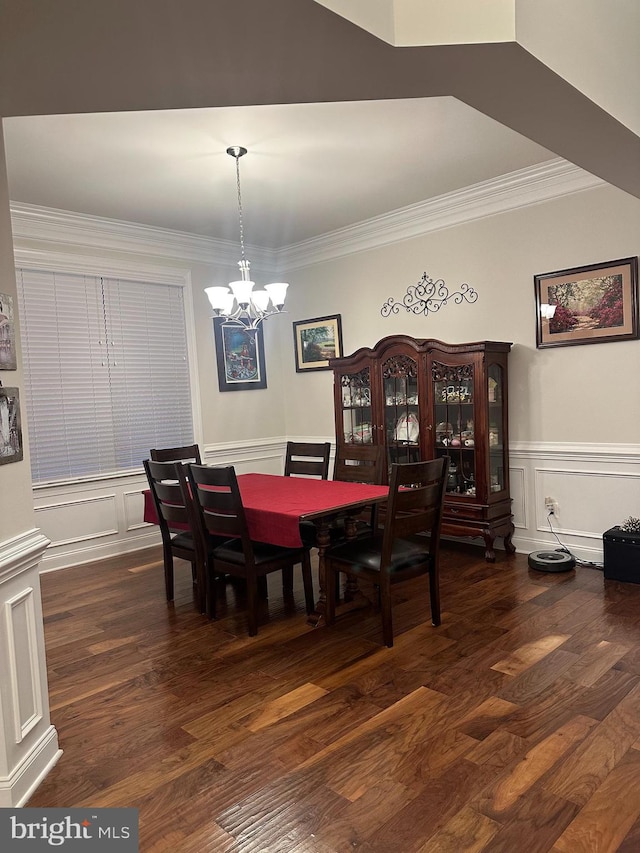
535 257 639 349
0 386 23 464
0 292 17 370
293 314 343 372
214 319 267 392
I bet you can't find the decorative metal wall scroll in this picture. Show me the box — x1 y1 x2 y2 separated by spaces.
381 271 478 318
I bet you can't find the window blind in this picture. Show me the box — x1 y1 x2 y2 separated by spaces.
17 268 194 483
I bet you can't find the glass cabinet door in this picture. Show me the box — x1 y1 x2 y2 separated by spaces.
432 361 476 496
340 367 373 445
488 363 506 494
382 354 420 468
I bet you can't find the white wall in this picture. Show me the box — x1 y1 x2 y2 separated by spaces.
0 131 60 811
277 182 640 562
282 183 640 444
516 0 640 136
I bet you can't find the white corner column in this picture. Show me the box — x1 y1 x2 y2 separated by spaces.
0 529 61 806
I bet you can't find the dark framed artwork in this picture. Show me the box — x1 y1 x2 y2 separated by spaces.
535 257 639 349
214 319 267 392
0 386 23 464
293 314 343 372
0 292 17 370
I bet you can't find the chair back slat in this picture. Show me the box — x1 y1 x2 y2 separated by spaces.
284 441 331 479
150 444 202 464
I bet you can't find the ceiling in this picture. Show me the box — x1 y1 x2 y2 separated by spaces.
2 97 555 250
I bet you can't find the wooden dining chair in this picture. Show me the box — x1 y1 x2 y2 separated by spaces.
150 444 202 464
143 458 206 613
333 442 386 536
324 457 449 647
284 441 331 479
187 463 315 635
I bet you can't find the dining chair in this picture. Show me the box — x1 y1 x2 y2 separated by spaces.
187 463 315 635
324 457 449 647
284 441 331 479
150 443 202 464
333 442 386 536
143 458 206 613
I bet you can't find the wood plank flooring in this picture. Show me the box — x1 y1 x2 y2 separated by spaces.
28 542 640 852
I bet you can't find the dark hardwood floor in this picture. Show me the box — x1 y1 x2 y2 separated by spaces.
28 541 640 852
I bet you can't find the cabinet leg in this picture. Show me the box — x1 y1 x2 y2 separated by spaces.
483 533 496 563
504 525 516 554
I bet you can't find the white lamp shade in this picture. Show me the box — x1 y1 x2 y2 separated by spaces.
251 290 270 312
265 282 288 307
229 279 255 305
205 286 234 313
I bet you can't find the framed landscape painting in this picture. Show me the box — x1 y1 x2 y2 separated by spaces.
214 319 267 392
293 314 343 372
535 257 639 349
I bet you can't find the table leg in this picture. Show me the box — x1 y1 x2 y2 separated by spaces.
306 520 331 627
307 512 369 628
342 513 359 602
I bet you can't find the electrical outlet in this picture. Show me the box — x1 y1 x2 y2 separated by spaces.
545 496 557 514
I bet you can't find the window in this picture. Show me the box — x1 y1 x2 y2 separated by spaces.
17 268 194 483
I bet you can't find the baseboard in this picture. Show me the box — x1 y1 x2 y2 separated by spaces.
0 723 62 808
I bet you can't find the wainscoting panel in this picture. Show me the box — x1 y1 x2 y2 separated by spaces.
510 441 640 563
123 488 148 532
34 493 118 547
509 465 527 530
0 530 61 806
5 587 43 744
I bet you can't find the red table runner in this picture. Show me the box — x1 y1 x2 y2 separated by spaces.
143 472 388 548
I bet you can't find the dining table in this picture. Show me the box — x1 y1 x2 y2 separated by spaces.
143 471 389 626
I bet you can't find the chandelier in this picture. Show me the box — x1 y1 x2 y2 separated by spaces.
205 146 288 330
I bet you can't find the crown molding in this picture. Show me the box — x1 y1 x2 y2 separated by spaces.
10 159 604 273
276 159 605 270
9 202 278 272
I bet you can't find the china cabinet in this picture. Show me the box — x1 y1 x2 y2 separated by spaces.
330 335 514 561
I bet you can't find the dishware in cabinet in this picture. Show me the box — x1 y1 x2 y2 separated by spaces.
331 335 429 467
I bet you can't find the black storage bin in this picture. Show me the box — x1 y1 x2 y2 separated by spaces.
603 527 640 583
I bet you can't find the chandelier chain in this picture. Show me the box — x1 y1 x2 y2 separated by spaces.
234 153 246 264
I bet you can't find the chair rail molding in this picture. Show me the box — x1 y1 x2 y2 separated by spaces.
0 529 62 806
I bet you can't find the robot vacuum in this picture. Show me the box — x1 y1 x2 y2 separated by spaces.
528 549 576 573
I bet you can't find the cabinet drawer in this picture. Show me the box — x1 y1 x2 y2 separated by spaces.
444 503 486 522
